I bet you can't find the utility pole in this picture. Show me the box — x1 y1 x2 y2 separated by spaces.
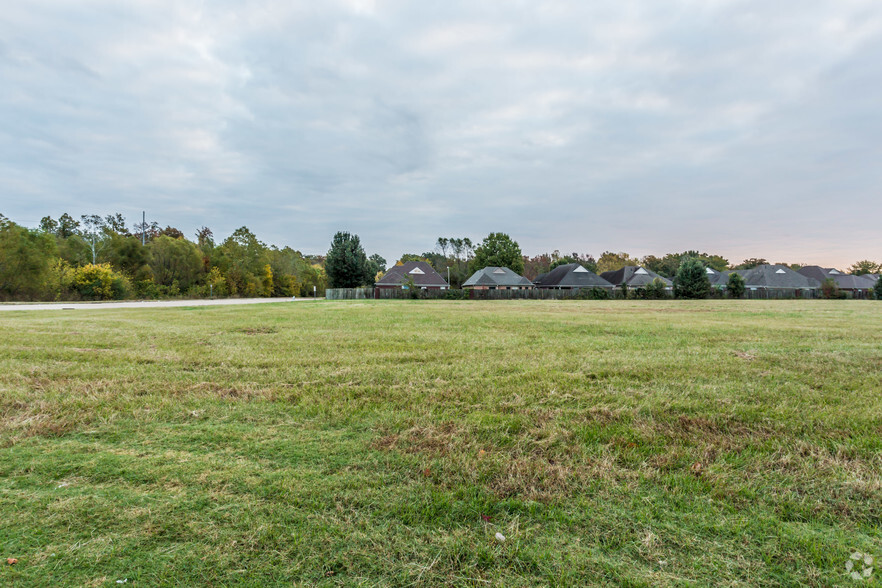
141 211 146 246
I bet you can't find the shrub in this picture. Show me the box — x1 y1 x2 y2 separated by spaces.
820 278 839 299
727 272 745 299
443 289 469 300
67 264 131 300
573 287 610 300
874 277 882 300
207 267 227 297
135 279 181 299
643 278 668 299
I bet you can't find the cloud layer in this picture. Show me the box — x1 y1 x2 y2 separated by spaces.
2 0 880 266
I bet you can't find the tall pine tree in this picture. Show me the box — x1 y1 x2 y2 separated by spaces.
325 232 373 288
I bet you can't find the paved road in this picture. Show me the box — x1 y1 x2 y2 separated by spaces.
0 297 318 312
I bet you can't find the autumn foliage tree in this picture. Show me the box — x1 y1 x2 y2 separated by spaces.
596 251 639 274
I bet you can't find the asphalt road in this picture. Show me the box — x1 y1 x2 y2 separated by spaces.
0 297 317 312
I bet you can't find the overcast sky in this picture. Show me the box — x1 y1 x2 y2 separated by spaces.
2 0 880 267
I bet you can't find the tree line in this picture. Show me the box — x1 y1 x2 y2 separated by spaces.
3 215 880 301
0 213 325 301
326 231 882 300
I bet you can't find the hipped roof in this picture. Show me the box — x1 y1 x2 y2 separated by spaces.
463 266 533 287
797 266 875 290
599 266 672 287
533 263 614 288
375 261 449 287
735 265 820 289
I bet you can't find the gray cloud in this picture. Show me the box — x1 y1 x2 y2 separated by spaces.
1 0 880 267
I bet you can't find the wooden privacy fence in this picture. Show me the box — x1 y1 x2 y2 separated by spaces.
325 288 374 300
742 288 820 299
326 288 616 300
466 288 611 300
326 287 832 300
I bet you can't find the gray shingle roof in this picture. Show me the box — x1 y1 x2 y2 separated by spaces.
704 267 731 286
797 266 875 290
599 266 672 287
533 263 614 288
375 261 449 287
463 267 533 287
736 265 820 289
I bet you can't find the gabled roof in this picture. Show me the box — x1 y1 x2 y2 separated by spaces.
797 266 875 290
533 263 614 288
599 266 672 287
463 266 533 287
735 265 820 289
375 261 448 287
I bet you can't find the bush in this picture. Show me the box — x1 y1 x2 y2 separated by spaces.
67 264 131 300
573 287 610 300
727 272 745 299
820 278 839 299
206 267 228 297
874 277 882 300
443 289 469 300
136 279 181 299
642 278 668 299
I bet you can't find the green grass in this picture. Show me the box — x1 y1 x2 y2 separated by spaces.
1 300 881 586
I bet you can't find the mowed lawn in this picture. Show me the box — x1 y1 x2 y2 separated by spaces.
1 300 881 586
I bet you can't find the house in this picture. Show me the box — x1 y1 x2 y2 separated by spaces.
734 265 820 297
375 261 448 291
797 266 875 298
463 267 533 290
705 267 731 288
533 263 614 290
599 266 672 289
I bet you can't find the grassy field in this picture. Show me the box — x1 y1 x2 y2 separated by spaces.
1 300 881 586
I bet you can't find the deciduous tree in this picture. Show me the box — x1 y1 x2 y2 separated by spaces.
735 258 767 270
596 251 639 274
79 214 109 264
849 260 880 275
0 216 58 300
470 232 524 274
148 235 203 291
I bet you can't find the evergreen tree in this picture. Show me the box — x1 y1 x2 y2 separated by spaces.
57 213 80 238
673 257 711 299
325 232 373 288
874 276 882 300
